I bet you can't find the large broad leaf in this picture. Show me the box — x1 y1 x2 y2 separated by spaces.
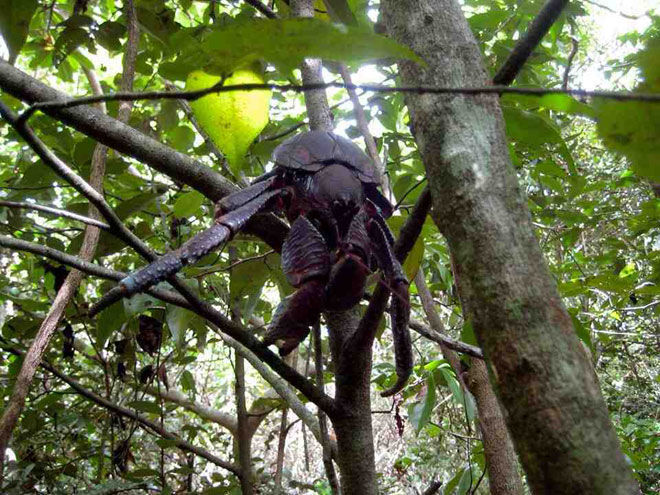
0 0 38 63
407 373 436 434
595 36 660 182
173 17 423 77
502 105 576 174
186 68 271 172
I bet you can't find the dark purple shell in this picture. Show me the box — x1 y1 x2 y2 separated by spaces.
273 130 379 184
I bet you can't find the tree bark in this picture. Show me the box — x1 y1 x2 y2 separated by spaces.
381 1 639 494
466 360 523 495
327 309 376 495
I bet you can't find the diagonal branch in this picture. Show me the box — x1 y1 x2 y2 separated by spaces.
0 234 189 308
0 60 289 252
493 0 570 85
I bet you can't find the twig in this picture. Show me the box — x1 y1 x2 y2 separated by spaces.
493 0 570 85
583 0 647 20
0 344 240 476
562 37 579 90
16 82 660 123
0 200 110 229
408 319 483 359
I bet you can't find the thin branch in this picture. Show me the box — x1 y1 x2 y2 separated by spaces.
0 344 240 476
313 324 340 494
562 37 579 90
15 82 660 123
243 0 277 18
0 60 114 477
338 64 387 189
493 0 570 85
583 0 648 20
0 200 110 229
408 318 483 359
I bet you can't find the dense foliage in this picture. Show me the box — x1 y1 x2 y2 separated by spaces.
0 0 657 493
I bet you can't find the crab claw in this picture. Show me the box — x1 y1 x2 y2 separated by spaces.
263 279 326 355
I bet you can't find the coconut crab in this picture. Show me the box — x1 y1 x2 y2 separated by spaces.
116 130 412 396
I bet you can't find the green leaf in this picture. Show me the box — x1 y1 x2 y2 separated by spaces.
96 21 125 52
502 105 576 173
407 373 436 434
186 69 271 172
180 370 196 393
173 191 205 218
175 18 424 77
595 36 660 182
322 0 358 25
166 304 195 348
0 0 38 63
126 400 161 415
96 301 125 349
388 215 425 281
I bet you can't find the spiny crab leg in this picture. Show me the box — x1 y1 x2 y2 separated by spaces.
89 186 281 316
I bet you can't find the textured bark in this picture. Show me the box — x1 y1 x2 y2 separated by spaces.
327 309 376 495
381 1 639 494
466 360 523 495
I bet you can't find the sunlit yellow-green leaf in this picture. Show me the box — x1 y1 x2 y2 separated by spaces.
186 68 271 172
595 37 660 182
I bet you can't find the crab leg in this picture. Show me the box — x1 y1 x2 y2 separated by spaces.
368 219 412 397
264 216 331 355
119 186 281 296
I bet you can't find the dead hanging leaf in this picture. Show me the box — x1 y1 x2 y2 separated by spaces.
116 361 126 381
157 363 170 391
139 364 154 384
113 338 130 356
186 66 271 173
137 315 163 356
62 322 74 359
113 439 134 474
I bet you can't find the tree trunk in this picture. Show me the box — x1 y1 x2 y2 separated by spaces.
381 1 639 493
327 309 377 495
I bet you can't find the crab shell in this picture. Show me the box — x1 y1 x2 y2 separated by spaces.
272 130 391 216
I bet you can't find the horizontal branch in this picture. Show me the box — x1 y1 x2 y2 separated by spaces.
16 83 659 124
0 344 240 476
0 201 110 229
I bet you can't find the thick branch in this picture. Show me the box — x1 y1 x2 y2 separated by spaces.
493 0 570 85
0 60 289 251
